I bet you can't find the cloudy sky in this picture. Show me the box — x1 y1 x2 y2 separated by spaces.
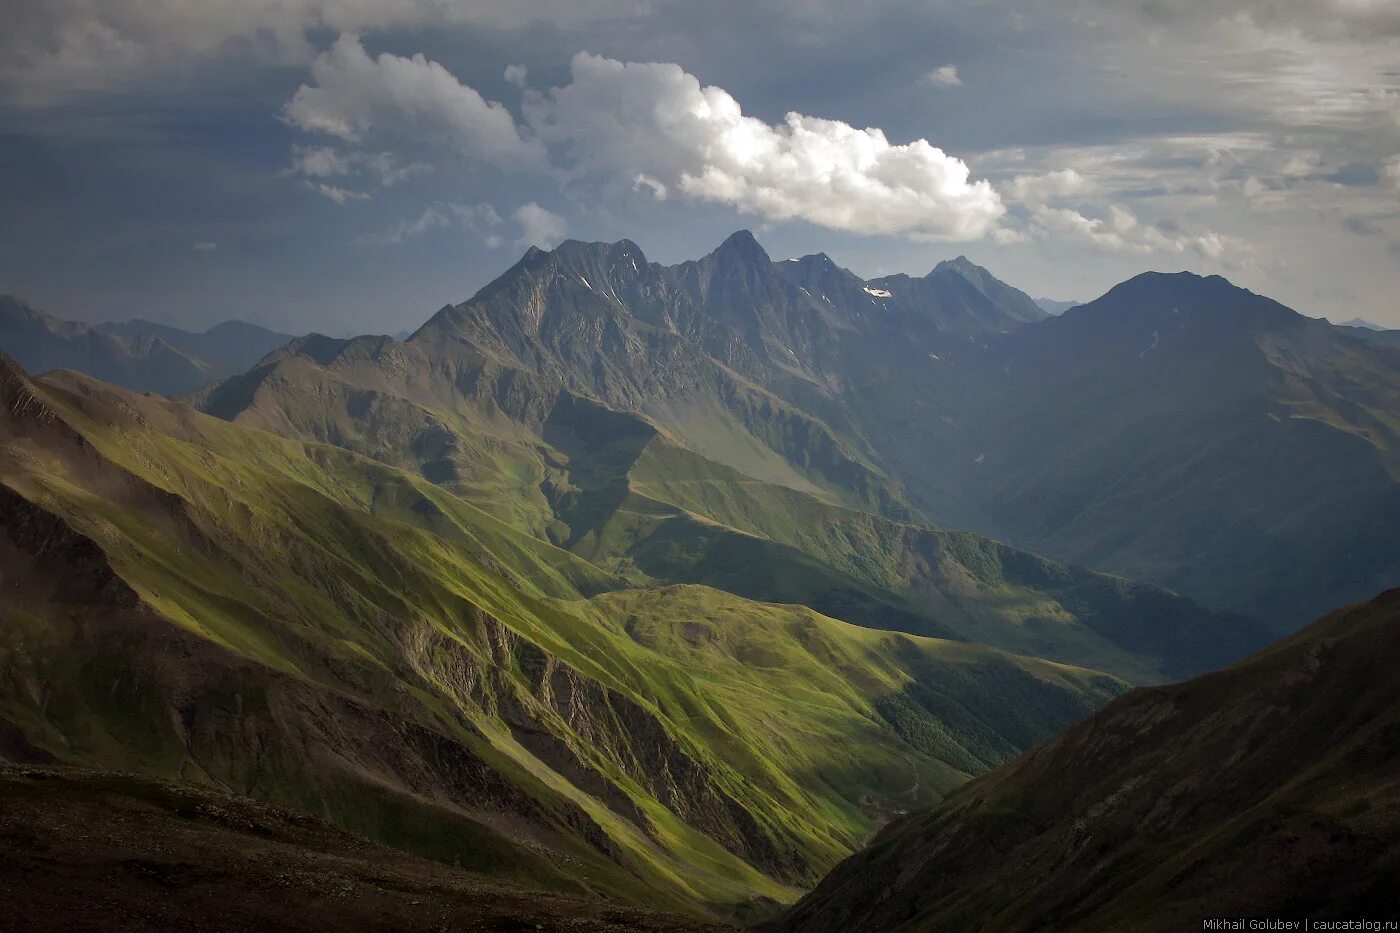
3 0 1398 334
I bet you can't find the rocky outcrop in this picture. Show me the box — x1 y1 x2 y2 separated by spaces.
394 602 816 885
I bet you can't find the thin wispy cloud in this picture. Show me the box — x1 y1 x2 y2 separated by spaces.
926 65 962 88
358 200 505 246
303 181 371 203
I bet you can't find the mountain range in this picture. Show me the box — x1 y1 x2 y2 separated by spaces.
2 230 1398 924
0 296 295 395
3 344 1197 918
190 231 1396 626
1337 319 1400 349
1034 297 1079 315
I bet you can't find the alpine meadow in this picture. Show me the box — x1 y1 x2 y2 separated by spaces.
2 2 1399 930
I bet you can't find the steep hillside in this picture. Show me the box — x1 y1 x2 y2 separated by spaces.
775 588 1400 932
944 272 1400 624
390 234 1400 627
0 352 1124 916
191 320 1262 684
601 439 1265 682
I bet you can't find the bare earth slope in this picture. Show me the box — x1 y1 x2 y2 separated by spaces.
0 765 728 933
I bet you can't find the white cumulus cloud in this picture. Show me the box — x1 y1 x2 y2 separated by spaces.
522 53 1004 241
283 34 544 169
281 43 1002 242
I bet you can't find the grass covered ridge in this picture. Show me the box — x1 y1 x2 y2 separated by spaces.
0 358 1123 915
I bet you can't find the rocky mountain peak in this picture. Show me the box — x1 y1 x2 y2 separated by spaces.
709 229 771 267
1089 271 1289 325
932 255 980 278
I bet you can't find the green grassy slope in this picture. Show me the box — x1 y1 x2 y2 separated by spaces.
0 354 1123 916
600 437 1267 683
195 331 1269 685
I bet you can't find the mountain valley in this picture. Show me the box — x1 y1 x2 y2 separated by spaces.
2 231 1398 927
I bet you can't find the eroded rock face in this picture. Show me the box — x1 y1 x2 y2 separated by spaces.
396 605 816 884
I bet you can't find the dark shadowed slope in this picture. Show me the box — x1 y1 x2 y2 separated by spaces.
945 272 1400 626
775 588 1400 933
0 765 729 933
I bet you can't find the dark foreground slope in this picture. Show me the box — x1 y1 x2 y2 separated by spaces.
776 588 1400 932
0 765 727 933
